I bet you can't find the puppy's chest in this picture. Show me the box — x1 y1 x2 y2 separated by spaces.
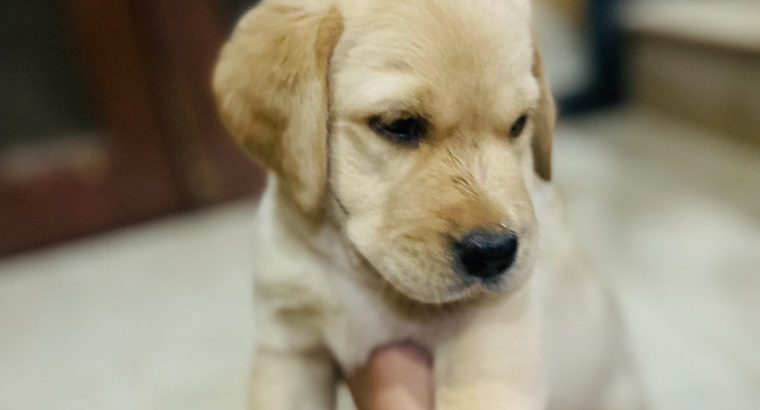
319 269 441 372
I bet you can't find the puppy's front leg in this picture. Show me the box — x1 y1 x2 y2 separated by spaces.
248 346 335 410
435 287 545 410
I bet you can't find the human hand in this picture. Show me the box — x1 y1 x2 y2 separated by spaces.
347 342 434 410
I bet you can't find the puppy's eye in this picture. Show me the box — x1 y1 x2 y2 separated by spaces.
509 115 529 139
370 116 427 146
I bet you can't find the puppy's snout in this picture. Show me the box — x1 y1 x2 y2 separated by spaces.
454 231 518 280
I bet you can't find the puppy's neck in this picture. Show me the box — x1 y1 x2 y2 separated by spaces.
268 175 367 277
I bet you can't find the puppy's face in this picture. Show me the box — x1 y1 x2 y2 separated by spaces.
330 0 540 303
214 0 555 304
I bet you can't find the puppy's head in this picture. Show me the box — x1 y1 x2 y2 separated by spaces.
214 0 556 304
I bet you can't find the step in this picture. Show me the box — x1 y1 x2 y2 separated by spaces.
622 1 760 145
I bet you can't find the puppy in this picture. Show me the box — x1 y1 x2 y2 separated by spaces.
213 0 644 408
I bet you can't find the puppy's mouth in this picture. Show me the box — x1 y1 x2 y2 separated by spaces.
342 216 525 305
385 271 511 308
447 269 511 298
347 239 516 305
376 261 511 306
442 280 486 303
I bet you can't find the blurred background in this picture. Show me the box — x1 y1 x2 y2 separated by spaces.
0 0 758 409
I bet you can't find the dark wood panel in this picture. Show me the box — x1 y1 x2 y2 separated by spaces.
0 0 180 255
0 0 266 256
133 0 265 207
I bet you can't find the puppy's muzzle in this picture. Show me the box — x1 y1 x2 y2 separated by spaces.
454 230 519 280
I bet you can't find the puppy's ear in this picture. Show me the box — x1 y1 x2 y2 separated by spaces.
531 48 556 181
213 3 344 215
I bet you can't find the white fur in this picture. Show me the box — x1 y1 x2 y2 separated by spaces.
215 1 645 408
249 174 644 409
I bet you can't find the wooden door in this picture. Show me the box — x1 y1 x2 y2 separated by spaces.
0 0 264 256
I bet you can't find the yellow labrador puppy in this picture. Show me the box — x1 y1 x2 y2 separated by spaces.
214 0 644 408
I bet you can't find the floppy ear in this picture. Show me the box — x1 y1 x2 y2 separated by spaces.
531 48 556 181
213 2 344 215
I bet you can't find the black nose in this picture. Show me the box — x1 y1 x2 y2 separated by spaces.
454 231 519 280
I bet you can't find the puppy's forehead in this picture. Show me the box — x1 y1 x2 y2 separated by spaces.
335 0 536 119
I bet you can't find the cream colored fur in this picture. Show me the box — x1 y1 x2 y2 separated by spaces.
213 0 645 408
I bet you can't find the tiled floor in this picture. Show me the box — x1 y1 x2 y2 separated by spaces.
555 108 760 410
1 106 758 410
